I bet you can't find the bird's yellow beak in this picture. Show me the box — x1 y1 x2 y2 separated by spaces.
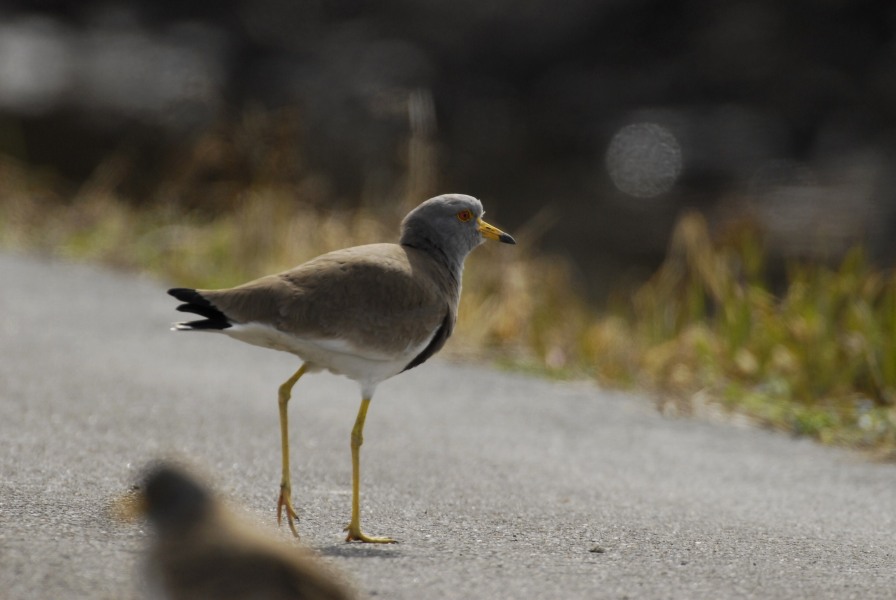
478 218 516 244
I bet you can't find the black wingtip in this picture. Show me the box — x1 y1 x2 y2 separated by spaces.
168 288 203 303
168 288 232 330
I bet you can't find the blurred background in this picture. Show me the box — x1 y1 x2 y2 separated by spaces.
3 0 896 295
2 1 896 450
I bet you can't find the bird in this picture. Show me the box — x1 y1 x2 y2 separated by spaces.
167 193 515 543
133 462 355 600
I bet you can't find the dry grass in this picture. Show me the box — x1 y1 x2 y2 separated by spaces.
617 213 896 455
2 113 894 457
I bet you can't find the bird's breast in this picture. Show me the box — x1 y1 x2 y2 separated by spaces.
223 321 437 388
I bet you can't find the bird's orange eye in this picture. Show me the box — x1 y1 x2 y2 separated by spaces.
457 210 473 222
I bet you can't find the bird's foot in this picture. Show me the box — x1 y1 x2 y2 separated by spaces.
344 522 396 544
276 485 300 538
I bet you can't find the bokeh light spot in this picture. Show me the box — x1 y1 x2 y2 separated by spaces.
605 122 683 198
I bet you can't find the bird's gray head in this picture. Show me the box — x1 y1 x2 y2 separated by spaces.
400 194 515 270
141 463 213 536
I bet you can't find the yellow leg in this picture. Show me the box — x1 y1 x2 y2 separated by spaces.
276 363 308 537
344 397 396 543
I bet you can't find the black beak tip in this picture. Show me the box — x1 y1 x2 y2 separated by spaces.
499 232 516 245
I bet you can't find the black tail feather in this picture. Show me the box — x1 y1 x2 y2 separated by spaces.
175 302 223 321
167 288 232 330
176 318 231 330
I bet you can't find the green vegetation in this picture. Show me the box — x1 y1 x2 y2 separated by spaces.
601 213 896 455
2 138 894 458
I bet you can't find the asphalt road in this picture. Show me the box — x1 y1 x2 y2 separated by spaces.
1 252 895 599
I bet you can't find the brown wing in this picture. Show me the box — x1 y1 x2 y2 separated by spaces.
200 243 455 356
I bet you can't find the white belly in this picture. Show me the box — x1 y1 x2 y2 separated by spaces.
220 321 434 396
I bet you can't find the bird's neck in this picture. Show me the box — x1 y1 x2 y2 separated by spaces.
401 240 465 294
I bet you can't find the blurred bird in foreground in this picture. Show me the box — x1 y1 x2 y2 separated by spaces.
123 462 355 600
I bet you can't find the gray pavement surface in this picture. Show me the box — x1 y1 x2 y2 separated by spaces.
1 252 895 599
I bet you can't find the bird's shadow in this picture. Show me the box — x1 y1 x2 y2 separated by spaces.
316 543 404 559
